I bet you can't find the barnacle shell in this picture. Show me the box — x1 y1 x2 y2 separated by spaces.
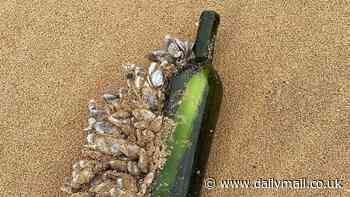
108 159 128 172
150 69 164 87
119 88 128 99
70 160 107 188
168 42 182 58
141 87 159 110
108 113 131 126
86 133 94 144
148 62 157 75
120 143 140 160
149 116 163 132
133 121 149 130
88 100 109 120
127 161 141 176
84 117 96 132
89 179 115 193
81 147 114 161
102 170 121 182
167 37 194 67
126 72 135 88
111 110 131 119
147 62 165 88
85 133 127 156
148 35 194 68
110 142 121 155
138 172 154 196
107 172 138 193
136 129 155 147
61 177 78 193
132 108 156 121
138 149 149 173
94 121 117 134
102 94 120 105
135 67 146 89
148 50 174 65
88 100 97 113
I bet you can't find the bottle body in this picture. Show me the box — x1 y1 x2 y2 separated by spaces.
152 63 222 197
152 10 221 197
189 64 223 197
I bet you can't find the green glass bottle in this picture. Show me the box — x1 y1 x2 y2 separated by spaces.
152 10 222 197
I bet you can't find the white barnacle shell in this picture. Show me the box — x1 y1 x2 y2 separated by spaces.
148 61 168 87
160 60 169 68
88 100 97 113
88 99 109 120
108 113 131 126
86 133 95 144
94 121 116 134
141 87 158 110
84 117 96 132
135 66 145 76
127 161 141 176
71 160 97 186
95 138 109 153
174 38 186 52
150 69 164 87
148 50 174 64
168 42 182 58
148 62 157 76
115 177 123 189
110 143 121 154
135 71 146 89
102 94 120 105
164 35 194 67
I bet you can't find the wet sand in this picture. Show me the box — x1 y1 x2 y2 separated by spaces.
0 1 349 196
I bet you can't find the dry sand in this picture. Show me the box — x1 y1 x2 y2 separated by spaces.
0 1 349 196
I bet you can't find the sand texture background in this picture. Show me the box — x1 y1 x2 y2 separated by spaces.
0 0 349 196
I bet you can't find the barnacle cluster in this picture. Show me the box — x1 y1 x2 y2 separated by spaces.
62 36 194 197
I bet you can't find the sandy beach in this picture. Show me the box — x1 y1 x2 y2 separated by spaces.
0 1 349 196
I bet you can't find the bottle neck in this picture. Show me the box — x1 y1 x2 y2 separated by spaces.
192 11 220 66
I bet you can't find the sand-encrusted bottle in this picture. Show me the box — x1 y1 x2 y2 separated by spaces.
152 10 222 197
